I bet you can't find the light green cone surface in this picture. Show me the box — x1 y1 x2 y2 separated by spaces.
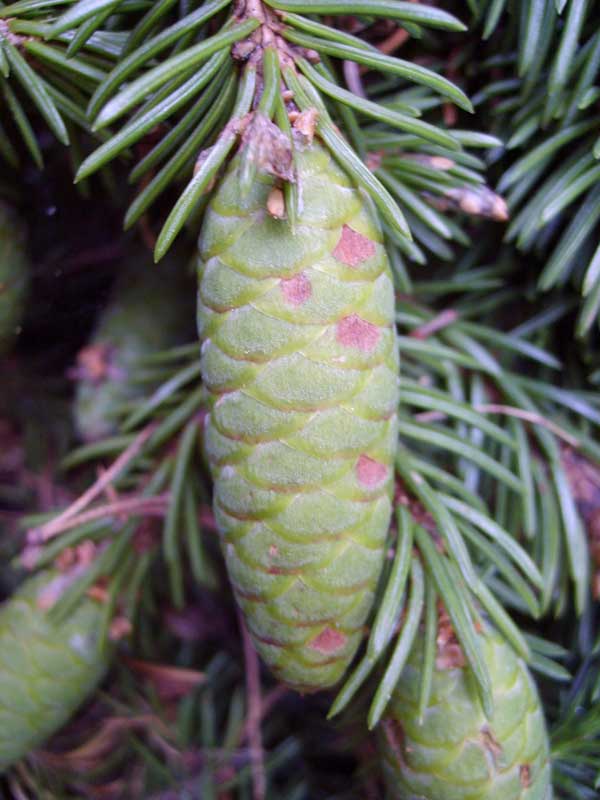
0 201 29 354
197 141 399 691
378 628 552 800
75 257 193 441
0 571 110 771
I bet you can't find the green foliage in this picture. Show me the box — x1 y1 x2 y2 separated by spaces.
458 0 600 335
53 0 472 257
552 643 600 798
0 0 599 796
0 0 123 166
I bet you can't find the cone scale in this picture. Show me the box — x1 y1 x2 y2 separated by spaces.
378 628 553 800
197 141 399 691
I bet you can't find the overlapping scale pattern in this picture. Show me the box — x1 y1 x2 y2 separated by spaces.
0 571 110 770
197 142 399 691
378 628 552 800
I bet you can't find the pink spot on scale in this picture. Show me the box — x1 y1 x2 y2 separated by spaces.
308 627 347 654
336 314 380 352
356 454 388 489
280 272 312 307
333 225 376 267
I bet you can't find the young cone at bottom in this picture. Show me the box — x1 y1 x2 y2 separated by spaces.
0 570 111 771
377 626 552 799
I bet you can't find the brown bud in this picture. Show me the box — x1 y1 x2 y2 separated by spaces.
109 616 133 641
293 108 318 143
443 186 509 221
76 343 113 383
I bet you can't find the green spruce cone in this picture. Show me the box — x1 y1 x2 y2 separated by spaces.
0 570 110 771
378 627 552 800
0 201 29 354
74 256 193 441
197 141 400 691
